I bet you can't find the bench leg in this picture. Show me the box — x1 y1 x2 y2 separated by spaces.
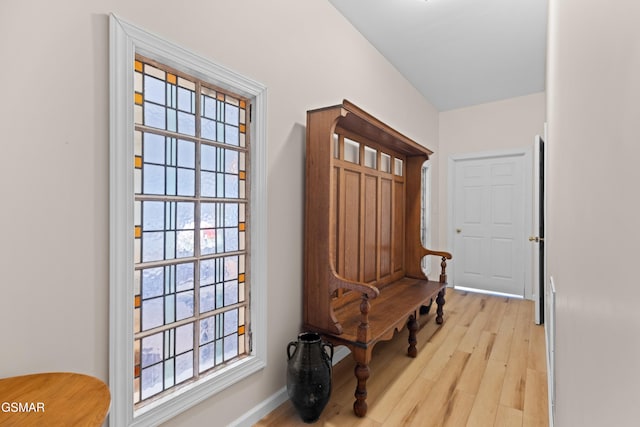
436 288 446 324
407 314 418 358
353 362 370 417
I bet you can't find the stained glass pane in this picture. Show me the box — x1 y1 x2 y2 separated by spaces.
200 285 215 313
143 164 165 195
143 201 164 231
141 364 163 400
216 284 224 309
164 361 175 389
167 83 177 108
141 333 163 368
201 145 216 171
144 75 165 104
176 202 194 229
224 334 238 361
178 112 195 136
199 343 214 372
178 87 194 112
134 56 250 406
199 258 219 286
142 231 164 263
177 169 195 196
224 309 238 336
224 228 238 252
176 291 194 320
143 133 164 164
144 102 166 130
217 122 225 143
225 150 238 174
225 204 238 227
202 95 216 119
165 231 176 259
200 317 215 345
177 140 195 167
176 262 194 291
141 297 163 331
200 229 218 255
224 257 238 280
202 118 216 140
144 64 165 80
165 294 175 324
224 280 238 306
142 267 163 299
201 172 216 198
134 307 141 333
166 167 177 196
225 175 239 198
225 104 239 126
176 323 193 354
225 125 239 146
216 340 224 365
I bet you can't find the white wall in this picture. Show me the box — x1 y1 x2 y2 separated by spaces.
437 93 546 265
547 0 640 425
0 1 438 425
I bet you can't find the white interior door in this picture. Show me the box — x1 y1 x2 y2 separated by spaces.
451 151 530 297
533 134 546 323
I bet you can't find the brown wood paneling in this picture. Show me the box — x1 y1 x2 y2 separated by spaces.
393 180 405 272
380 178 392 277
343 170 361 281
364 175 378 282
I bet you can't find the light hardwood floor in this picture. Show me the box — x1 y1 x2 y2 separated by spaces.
255 289 548 427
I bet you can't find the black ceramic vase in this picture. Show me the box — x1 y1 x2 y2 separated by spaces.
286 332 333 423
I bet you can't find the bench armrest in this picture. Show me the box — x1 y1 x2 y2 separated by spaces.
423 248 453 283
328 267 380 299
423 248 452 259
327 267 379 341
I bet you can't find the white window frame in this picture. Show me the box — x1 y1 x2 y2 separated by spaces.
421 160 432 275
109 14 267 427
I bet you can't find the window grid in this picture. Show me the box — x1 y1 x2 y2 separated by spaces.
133 56 250 407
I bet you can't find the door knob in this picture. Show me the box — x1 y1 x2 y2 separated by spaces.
529 236 544 242
456 228 462 234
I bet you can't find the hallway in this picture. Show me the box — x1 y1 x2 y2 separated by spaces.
256 290 548 426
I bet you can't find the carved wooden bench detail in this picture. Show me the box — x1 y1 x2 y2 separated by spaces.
303 100 452 417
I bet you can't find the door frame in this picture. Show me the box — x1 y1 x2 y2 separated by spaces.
448 147 534 299
533 134 546 324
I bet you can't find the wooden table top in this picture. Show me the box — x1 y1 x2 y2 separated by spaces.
0 372 110 426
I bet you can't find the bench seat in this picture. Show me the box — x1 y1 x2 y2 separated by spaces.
332 278 446 345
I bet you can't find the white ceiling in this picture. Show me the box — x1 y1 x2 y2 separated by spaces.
329 0 548 111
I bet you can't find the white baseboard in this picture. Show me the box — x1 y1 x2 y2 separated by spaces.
229 346 352 426
546 276 556 427
228 386 288 427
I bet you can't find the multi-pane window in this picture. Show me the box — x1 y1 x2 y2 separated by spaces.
132 56 250 406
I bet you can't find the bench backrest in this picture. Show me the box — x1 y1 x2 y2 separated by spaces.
304 101 432 333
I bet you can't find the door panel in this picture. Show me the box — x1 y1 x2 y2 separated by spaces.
453 153 526 296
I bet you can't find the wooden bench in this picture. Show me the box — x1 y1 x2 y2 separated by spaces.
303 100 452 417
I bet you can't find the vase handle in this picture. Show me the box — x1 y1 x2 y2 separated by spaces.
323 342 334 362
287 341 298 360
